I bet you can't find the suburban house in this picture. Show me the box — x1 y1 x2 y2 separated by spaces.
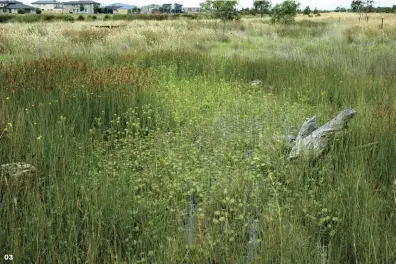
104 3 134 14
141 4 160 14
182 6 200 14
0 0 35 13
31 0 63 13
62 0 98 13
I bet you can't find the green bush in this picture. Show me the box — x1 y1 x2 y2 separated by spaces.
12 14 40 22
270 0 299 24
42 14 55 21
92 15 97 20
77 15 85 21
63 15 74 22
0 15 17 23
35 8 42 14
17 8 25 14
103 14 111 20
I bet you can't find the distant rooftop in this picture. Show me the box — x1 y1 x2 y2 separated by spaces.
104 2 134 9
31 0 60 4
62 0 98 4
7 1 35 8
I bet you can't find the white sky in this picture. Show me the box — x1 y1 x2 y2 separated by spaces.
21 0 396 11
120 0 395 9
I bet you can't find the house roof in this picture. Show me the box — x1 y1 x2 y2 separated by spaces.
7 2 35 9
62 0 98 5
141 4 160 8
31 0 60 4
104 3 134 9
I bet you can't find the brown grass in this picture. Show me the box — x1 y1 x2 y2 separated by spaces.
1 57 88 91
0 56 156 95
88 66 155 89
62 28 110 44
0 29 10 54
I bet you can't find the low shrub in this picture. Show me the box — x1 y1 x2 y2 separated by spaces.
77 15 85 21
63 15 74 22
42 14 55 21
0 15 15 23
12 15 41 23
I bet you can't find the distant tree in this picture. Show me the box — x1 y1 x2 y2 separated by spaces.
35 8 41 14
94 3 101 13
160 4 171 13
365 0 374 13
270 0 299 24
351 0 364 12
80 4 84 12
313 7 320 15
253 0 271 18
303 5 311 15
202 0 239 39
131 7 141 13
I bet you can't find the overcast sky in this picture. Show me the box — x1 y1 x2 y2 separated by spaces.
112 0 395 10
20 0 396 11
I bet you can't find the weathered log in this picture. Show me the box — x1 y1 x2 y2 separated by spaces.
289 109 356 161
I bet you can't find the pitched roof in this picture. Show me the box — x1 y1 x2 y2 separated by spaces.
104 3 134 9
31 0 60 4
141 4 160 8
62 0 98 4
7 2 35 9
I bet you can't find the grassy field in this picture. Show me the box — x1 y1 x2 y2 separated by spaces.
1 13 396 263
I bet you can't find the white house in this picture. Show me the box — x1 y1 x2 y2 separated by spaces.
31 0 63 12
141 4 160 14
182 7 200 14
62 0 99 13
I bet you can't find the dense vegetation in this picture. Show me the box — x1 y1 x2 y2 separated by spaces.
0 14 396 263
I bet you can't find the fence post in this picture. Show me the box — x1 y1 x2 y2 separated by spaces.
381 17 384 29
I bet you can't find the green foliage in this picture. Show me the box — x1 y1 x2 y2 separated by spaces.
303 5 311 15
253 0 271 17
79 3 84 12
77 15 85 21
270 0 299 24
203 0 239 38
94 3 100 13
35 8 42 14
17 8 25 14
103 14 111 20
213 0 239 21
63 15 74 22
351 0 364 12
131 6 140 13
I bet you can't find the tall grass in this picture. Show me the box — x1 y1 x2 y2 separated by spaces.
0 16 396 263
